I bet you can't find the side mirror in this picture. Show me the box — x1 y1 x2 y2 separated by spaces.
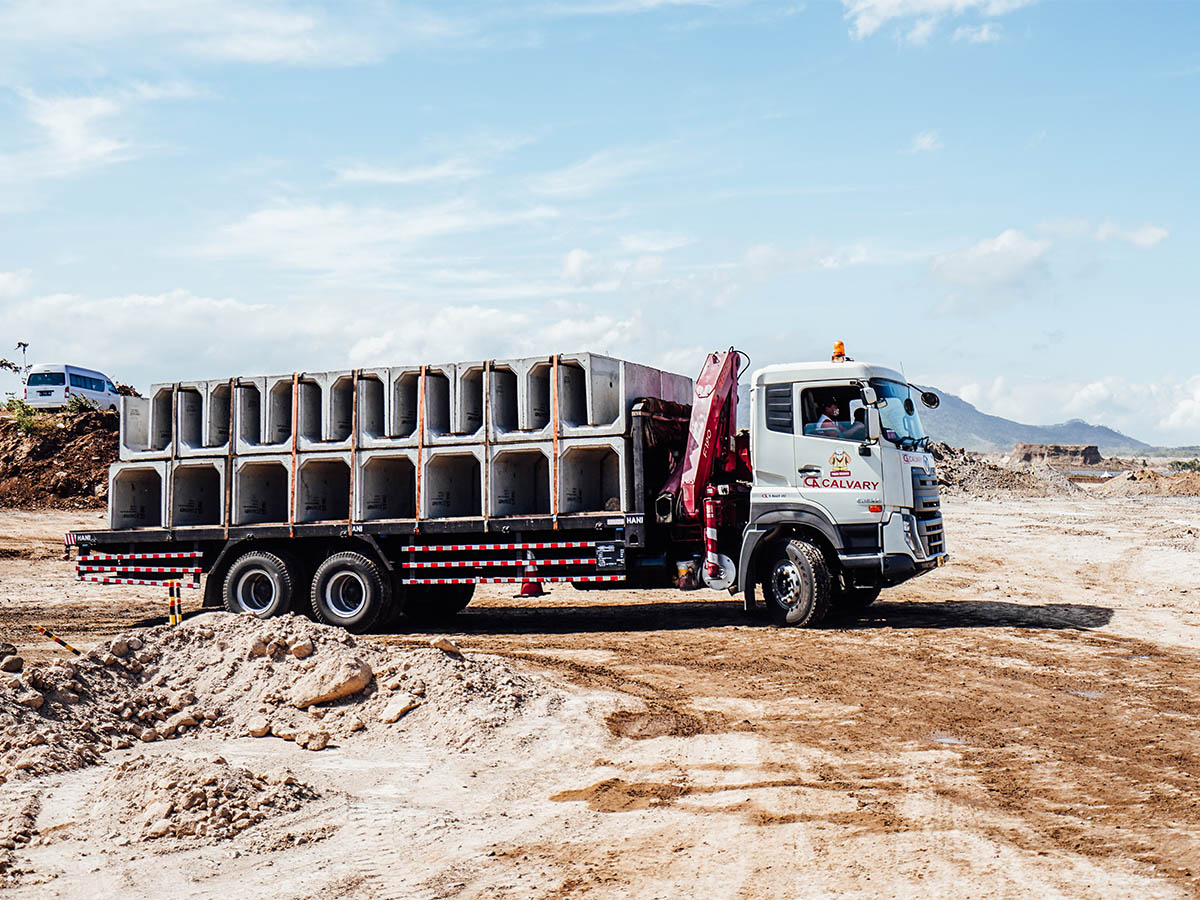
862 386 878 406
867 408 881 441
921 391 940 409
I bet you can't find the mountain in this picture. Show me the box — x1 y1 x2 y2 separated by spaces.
917 387 1151 454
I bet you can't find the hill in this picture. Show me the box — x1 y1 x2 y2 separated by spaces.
918 388 1150 454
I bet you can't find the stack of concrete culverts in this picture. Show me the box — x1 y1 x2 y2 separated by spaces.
109 354 693 529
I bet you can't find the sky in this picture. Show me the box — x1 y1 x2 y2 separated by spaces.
0 0 1197 445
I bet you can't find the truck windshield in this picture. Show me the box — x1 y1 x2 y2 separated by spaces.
870 379 929 450
28 372 65 386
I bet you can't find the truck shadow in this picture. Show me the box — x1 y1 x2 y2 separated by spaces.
383 599 1114 636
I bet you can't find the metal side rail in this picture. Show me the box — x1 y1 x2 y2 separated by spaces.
398 540 624 586
75 550 203 589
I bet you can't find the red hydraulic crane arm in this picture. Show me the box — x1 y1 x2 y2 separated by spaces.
676 348 743 521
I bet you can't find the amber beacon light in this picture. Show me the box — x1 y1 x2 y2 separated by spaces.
832 341 846 362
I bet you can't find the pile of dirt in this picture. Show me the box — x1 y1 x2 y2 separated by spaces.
1093 469 1200 497
95 754 318 844
0 613 551 790
931 442 1082 498
0 410 117 509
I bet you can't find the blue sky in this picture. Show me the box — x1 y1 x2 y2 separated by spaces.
0 0 1197 444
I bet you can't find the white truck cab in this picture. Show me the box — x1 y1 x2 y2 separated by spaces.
740 352 947 621
24 364 122 410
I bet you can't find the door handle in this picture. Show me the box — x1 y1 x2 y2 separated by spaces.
798 465 821 474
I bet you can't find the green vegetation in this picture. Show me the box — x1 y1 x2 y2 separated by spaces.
4 399 52 434
65 394 99 414
1169 458 1200 473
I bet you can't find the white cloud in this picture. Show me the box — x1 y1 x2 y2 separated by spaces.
0 1 465 66
1095 221 1169 249
619 231 692 253
842 0 1032 41
953 22 1000 42
0 270 33 298
204 200 559 275
335 158 484 185
905 17 936 44
927 372 1200 445
528 149 657 198
931 228 1049 288
0 83 198 185
909 129 943 152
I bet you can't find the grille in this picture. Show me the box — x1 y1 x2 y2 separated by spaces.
911 467 944 556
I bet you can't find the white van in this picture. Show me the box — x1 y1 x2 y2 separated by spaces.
24 364 123 410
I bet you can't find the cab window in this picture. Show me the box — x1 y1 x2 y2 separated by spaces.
801 387 868 441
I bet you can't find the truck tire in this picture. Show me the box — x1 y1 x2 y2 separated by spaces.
402 583 475 624
310 552 388 634
762 539 831 627
223 551 296 619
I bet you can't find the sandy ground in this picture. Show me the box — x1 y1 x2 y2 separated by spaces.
1 495 1199 899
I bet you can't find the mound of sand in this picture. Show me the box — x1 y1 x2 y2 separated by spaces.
1093 469 1200 497
0 613 551 789
930 443 1082 498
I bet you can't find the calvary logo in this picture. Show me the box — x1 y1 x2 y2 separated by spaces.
829 451 852 477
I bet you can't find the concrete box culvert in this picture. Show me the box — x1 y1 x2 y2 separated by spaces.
457 363 486 439
558 437 630 514
109 461 168 529
232 456 291 525
490 446 552 517
170 460 225 527
176 380 233 458
295 372 356 451
356 370 388 445
557 354 694 439
296 454 352 523
422 366 456 441
422 448 484 518
388 367 421 441
356 450 417 521
234 376 294 455
118 386 174 461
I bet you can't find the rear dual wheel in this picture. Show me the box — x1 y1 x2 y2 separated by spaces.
311 552 389 634
222 551 298 619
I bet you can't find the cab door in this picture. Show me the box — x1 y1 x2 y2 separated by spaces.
792 382 884 526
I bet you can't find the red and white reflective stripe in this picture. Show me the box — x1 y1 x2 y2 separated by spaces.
401 575 624 585
403 541 595 553
400 558 595 569
76 576 201 588
76 565 202 574
64 533 78 547
78 551 203 561
703 496 721 578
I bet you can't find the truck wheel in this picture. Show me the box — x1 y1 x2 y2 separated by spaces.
223 551 296 619
763 540 831 627
402 583 475 624
310 552 388 634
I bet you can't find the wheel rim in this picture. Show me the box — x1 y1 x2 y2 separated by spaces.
325 571 367 618
770 559 803 610
236 570 276 614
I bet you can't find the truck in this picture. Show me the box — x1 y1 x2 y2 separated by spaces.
66 344 947 632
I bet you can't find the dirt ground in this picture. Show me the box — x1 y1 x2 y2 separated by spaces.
1 494 1199 899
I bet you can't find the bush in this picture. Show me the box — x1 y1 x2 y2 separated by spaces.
4 399 52 434
65 394 99 414
1169 458 1200 473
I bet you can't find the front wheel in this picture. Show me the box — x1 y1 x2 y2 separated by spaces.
223 550 297 618
310 552 388 633
761 539 831 627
